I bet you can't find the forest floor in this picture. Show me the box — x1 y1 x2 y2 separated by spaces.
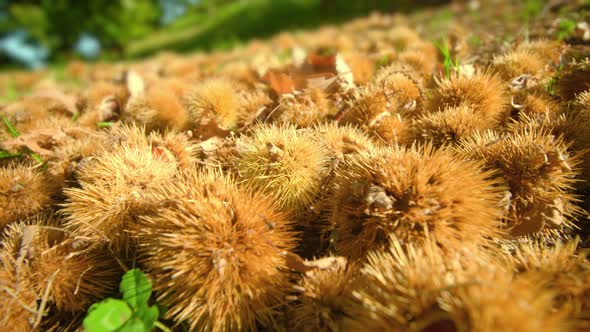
1 0 590 331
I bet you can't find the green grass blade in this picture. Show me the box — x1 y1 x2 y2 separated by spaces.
97 122 114 128
2 116 20 138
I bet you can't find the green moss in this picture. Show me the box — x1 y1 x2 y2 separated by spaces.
557 18 576 41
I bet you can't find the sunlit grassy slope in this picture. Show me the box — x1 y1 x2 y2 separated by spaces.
125 0 445 57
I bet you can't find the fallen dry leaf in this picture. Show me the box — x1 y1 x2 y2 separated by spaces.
262 69 296 95
283 251 346 273
126 70 145 98
1 127 91 157
29 89 79 116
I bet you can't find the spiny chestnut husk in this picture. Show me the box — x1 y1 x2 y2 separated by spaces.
0 250 38 330
436 264 567 332
428 71 508 128
575 89 590 110
492 49 547 81
506 238 590 331
77 81 129 113
235 123 330 213
47 129 109 185
288 256 361 332
509 87 561 118
147 130 198 170
398 47 438 84
507 110 590 194
372 70 423 117
61 138 178 252
351 236 567 332
133 168 296 331
457 128 582 237
342 51 376 85
290 124 377 258
184 77 241 138
311 123 376 161
339 85 412 146
29 234 121 312
556 59 590 101
236 89 273 126
271 88 333 128
3 216 121 313
348 236 484 332
327 144 505 260
0 163 53 229
122 87 189 132
412 104 488 147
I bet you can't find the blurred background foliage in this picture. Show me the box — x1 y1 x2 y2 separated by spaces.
0 0 447 70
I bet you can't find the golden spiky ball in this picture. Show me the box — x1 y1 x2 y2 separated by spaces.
518 40 564 66
328 145 505 259
511 88 561 117
29 237 121 312
288 256 360 332
2 95 69 133
506 239 590 331
235 123 330 212
99 122 151 148
311 123 376 161
147 130 198 170
0 253 38 331
428 71 508 127
351 237 567 332
492 49 546 80
122 88 189 132
386 26 420 51
575 89 590 111
184 78 241 138
437 266 567 332
492 40 563 83
413 104 488 147
19 113 76 134
272 88 332 128
457 129 581 237
236 89 273 125
289 124 377 257
349 236 474 331
507 108 590 192
372 70 423 117
556 59 590 101
61 139 177 252
340 85 412 146
78 81 128 116
1 218 41 331
398 47 438 83
133 169 296 331
4 217 121 313
0 163 53 229
48 130 108 184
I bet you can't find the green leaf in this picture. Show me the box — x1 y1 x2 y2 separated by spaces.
156 303 168 317
83 299 132 332
120 269 153 310
119 317 148 332
136 305 159 330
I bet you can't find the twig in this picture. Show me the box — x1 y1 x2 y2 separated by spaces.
34 270 59 328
